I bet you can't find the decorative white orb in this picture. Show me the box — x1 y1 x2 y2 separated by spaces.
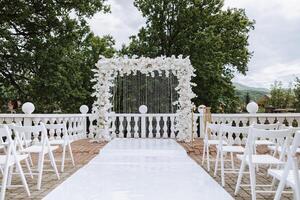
198 104 206 113
139 105 148 114
22 102 35 114
80 105 89 114
246 102 259 114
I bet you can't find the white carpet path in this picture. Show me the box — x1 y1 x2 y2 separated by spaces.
43 139 233 200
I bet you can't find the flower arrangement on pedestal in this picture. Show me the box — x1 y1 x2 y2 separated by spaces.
91 55 196 141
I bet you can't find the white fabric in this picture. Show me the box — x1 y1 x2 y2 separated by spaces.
44 139 233 200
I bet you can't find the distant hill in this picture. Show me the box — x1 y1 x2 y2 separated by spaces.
233 82 269 102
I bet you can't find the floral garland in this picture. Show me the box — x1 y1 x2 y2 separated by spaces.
91 55 197 141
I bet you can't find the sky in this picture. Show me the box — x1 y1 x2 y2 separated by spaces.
88 0 300 89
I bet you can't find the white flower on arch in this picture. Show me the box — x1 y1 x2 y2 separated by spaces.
91 55 197 141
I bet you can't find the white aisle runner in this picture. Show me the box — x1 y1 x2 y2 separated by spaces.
43 139 233 200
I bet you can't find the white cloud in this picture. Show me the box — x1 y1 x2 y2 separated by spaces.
88 0 145 49
226 0 300 89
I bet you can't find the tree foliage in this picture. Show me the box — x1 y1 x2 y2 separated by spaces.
268 81 296 109
294 78 300 111
0 0 114 113
122 0 254 112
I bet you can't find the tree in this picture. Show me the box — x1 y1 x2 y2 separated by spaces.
0 0 114 112
245 92 251 105
122 0 254 112
268 81 296 109
294 78 300 111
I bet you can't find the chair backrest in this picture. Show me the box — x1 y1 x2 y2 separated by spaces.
253 123 279 130
11 123 49 147
249 127 292 141
205 122 220 140
245 127 292 160
44 123 69 140
218 124 249 145
0 125 13 144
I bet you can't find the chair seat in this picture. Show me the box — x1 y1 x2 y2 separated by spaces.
268 169 300 187
0 154 28 166
268 146 300 153
255 140 275 145
49 139 70 145
206 140 227 145
2 139 32 146
221 145 245 153
237 154 284 165
21 145 59 154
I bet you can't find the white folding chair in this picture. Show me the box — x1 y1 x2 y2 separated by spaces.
45 123 75 172
11 123 60 190
214 124 249 186
268 131 300 200
202 122 224 171
268 126 300 155
0 125 30 200
235 127 292 200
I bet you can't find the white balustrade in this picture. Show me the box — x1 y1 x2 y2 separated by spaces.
195 112 300 144
0 103 299 142
0 113 88 142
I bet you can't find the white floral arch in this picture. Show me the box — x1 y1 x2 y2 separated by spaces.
91 55 196 141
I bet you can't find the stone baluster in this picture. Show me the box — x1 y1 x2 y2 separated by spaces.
123 116 130 138
67 118 74 140
163 116 168 138
49 118 56 140
32 118 41 144
148 116 153 138
119 116 124 138
111 115 117 138
74 117 79 140
134 116 139 138
155 116 161 138
170 116 175 138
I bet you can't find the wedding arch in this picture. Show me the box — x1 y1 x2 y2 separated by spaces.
91 55 196 141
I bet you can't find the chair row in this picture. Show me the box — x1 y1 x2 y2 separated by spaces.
202 122 300 200
0 122 75 200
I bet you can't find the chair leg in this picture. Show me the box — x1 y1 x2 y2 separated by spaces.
234 159 246 195
68 143 75 166
15 161 30 196
206 145 210 171
1 165 9 200
214 149 220 177
61 145 66 172
7 164 14 187
37 152 45 190
249 163 257 200
221 151 225 187
202 143 206 165
48 150 60 179
28 153 33 166
24 158 33 179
